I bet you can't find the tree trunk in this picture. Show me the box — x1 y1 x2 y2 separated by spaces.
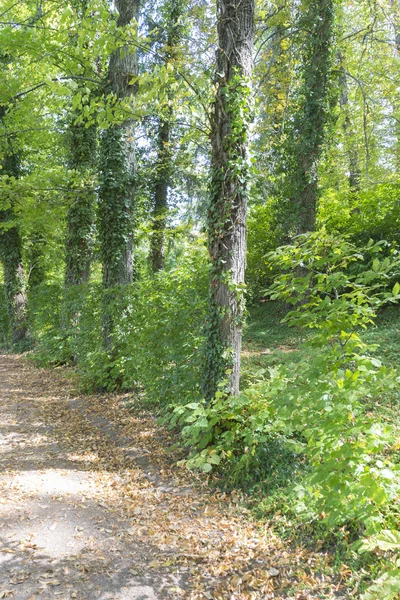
290 0 335 235
1 218 28 346
98 0 139 348
339 63 360 192
64 0 97 287
150 118 171 272
149 0 184 272
64 119 96 287
27 231 46 289
393 0 400 173
202 0 254 400
0 153 28 346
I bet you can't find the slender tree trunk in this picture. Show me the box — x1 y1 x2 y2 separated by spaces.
290 0 335 234
150 118 171 272
149 0 184 272
339 62 360 192
1 220 28 345
393 0 400 172
64 0 97 287
99 0 139 348
27 231 46 289
202 0 254 400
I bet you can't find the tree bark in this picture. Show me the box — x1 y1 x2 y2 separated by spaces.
98 0 139 349
64 119 96 287
149 0 184 272
99 0 139 290
339 63 360 192
290 0 335 235
0 152 28 346
26 231 46 289
393 0 400 172
202 0 255 400
1 219 28 345
150 117 171 272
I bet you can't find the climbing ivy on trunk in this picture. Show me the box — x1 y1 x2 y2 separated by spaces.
65 115 97 287
0 151 28 346
150 117 171 272
202 0 255 400
149 0 185 272
288 0 336 234
98 0 140 348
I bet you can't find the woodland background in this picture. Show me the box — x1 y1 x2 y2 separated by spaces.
1 0 400 597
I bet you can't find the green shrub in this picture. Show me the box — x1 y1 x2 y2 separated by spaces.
173 230 400 536
30 245 209 401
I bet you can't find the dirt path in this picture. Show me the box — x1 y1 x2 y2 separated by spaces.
0 354 340 600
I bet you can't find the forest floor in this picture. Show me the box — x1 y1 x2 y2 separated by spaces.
0 350 350 600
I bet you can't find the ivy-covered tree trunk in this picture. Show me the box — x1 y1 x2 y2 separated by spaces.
0 153 28 346
149 0 184 272
1 219 27 346
202 0 254 400
65 118 96 287
99 0 139 347
290 0 335 234
150 118 171 271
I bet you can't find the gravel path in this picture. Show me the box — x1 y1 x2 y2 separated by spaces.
0 354 341 600
0 354 180 599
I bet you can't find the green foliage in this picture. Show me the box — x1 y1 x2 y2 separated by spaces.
31 245 208 399
203 71 252 400
246 201 284 300
358 531 400 599
320 184 400 247
174 230 400 539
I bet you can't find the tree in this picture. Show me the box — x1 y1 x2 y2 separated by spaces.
0 125 28 346
149 0 185 272
99 0 139 288
287 0 336 234
202 0 255 400
339 56 361 192
64 1 98 287
98 0 140 347
64 117 96 286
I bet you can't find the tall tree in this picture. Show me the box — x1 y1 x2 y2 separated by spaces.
64 116 97 286
98 0 140 347
288 0 336 234
149 0 185 272
392 0 400 173
150 118 172 271
339 58 360 192
202 0 255 400
99 0 139 289
0 130 28 346
64 0 98 288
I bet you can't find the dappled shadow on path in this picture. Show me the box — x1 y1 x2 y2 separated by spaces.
0 353 343 600
0 354 187 599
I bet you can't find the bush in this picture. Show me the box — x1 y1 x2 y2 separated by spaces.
30 244 209 402
173 230 400 536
